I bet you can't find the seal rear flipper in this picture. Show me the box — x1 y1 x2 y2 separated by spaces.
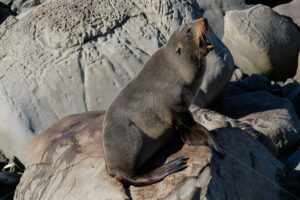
118 156 188 187
181 123 225 157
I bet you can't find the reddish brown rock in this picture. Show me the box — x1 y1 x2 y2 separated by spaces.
14 109 291 200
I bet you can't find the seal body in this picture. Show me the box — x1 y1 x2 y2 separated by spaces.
103 18 223 186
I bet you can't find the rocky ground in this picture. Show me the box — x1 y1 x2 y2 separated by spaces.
0 0 299 199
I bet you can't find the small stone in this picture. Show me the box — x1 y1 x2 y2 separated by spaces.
284 78 295 85
231 67 244 81
277 81 285 86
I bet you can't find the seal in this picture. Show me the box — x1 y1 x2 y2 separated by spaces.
103 18 224 187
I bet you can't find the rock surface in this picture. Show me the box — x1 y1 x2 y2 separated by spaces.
0 0 234 161
0 0 251 37
222 5 300 81
196 0 250 38
0 2 13 19
221 91 300 152
281 81 300 117
273 0 300 28
0 2 14 24
0 172 21 200
0 151 21 200
0 0 45 14
285 148 300 172
0 150 8 170
295 53 300 83
15 110 292 200
191 106 279 156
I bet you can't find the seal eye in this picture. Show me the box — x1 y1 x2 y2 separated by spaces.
185 27 192 37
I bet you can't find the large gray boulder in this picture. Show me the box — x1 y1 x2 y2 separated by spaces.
0 0 233 162
15 110 290 200
222 5 300 81
273 0 300 28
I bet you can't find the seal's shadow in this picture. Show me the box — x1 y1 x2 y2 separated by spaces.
123 134 184 198
137 135 184 175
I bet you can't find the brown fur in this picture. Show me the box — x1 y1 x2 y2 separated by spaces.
103 18 224 187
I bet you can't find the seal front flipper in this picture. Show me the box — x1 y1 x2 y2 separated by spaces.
181 123 225 157
117 157 188 187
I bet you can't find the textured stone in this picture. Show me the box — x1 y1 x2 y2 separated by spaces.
15 110 288 200
0 0 233 161
221 91 300 152
191 106 278 155
222 5 300 81
0 0 251 36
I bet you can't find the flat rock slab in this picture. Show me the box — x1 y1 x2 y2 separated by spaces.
15 110 288 200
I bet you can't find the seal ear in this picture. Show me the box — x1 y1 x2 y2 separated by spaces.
176 44 182 55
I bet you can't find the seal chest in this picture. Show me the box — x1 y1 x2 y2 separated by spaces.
103 18 224 187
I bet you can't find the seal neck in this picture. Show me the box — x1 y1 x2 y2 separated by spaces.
166 48 205 86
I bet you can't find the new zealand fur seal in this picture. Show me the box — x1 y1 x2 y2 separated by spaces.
103 18 224 187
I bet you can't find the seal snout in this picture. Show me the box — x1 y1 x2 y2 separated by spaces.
203 36 214 51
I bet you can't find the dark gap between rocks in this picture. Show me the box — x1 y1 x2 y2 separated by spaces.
245 0 292 8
